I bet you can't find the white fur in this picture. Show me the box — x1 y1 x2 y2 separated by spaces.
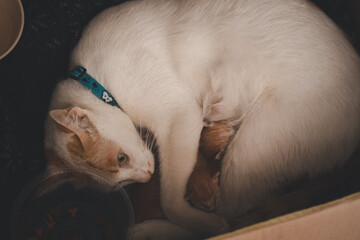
45 0 360 237
134 220 199 240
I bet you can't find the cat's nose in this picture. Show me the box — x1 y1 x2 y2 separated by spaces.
137 169 152 183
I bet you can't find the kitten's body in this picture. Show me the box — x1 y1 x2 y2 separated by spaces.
185 120 235 212
45 0 360 238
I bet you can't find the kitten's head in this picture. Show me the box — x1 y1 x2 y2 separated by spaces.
45 106 154 185
185 165 220 212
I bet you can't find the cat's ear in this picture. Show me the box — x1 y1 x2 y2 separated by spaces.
49 107 96 148
49 106 94 136
49 107 86 132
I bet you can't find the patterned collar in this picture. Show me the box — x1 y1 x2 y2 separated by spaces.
69 66 123 111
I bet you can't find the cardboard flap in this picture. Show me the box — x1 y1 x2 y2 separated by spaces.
212 192 360 240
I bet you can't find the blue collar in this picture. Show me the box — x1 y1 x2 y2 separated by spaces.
69 66 123 111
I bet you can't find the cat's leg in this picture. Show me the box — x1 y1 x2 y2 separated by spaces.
216 94 350 221
204 102 234 123
133 220 199 240
216 103 282 220
155 104 228 237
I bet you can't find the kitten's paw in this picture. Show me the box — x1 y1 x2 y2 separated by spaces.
215 149 226 160
133 220 199 240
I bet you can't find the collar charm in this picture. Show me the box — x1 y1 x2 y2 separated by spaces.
69 66 123 111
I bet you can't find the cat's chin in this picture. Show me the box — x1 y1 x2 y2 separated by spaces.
119 180 136 187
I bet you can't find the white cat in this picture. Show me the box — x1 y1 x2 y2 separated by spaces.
45 0 360 238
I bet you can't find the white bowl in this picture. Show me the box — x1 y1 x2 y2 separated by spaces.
0 0 24 59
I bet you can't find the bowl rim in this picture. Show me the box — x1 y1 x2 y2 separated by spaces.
10 167 135 240
0 0 25 59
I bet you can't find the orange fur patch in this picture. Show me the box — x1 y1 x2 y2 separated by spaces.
200 120 234 158
187 120 234 212
66 121 121 173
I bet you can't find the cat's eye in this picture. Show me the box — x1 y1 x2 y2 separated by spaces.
118 153 129 166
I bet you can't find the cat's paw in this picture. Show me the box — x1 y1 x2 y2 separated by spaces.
165 203 229 237
195 212 229 236
133 220 199 240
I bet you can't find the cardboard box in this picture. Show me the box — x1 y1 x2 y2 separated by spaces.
211 192 360 240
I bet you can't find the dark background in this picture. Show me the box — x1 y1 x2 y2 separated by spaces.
1 0 359 238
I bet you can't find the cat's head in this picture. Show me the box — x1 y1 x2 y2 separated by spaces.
45 106 154 185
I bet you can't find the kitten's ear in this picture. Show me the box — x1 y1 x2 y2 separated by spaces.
49 107 90 135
